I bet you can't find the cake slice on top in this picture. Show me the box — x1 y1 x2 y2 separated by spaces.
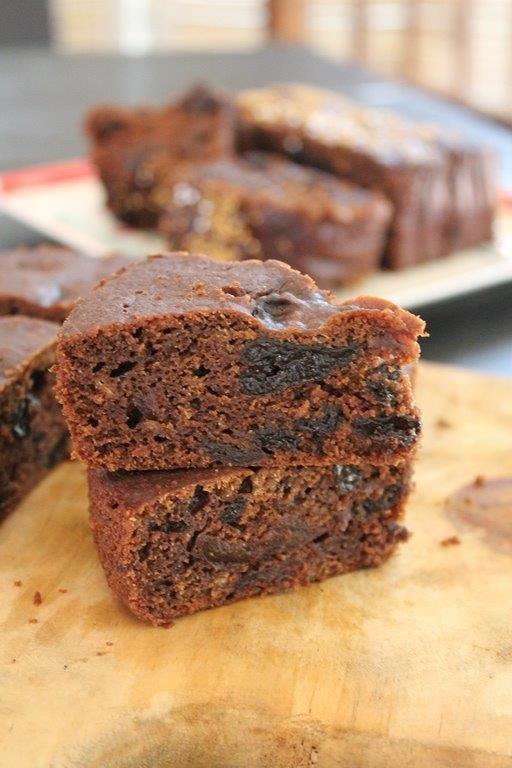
89 460 410 625
55 252 424 472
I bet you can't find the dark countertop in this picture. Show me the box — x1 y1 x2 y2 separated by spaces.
1 45 511 375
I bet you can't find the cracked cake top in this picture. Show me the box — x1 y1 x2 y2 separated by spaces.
60 252 424 341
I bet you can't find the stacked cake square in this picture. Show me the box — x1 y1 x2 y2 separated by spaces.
55 253 424 625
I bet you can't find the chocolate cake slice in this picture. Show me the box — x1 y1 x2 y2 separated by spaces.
158 152 392 288
0 316 68 519
0 245 130 323
86 85 236 228
56 253 424 472
89 460 410 625
237 83 496 269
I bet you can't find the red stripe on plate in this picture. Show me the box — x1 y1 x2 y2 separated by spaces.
0 158 95 193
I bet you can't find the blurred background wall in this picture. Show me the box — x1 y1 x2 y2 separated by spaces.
3 1 512 122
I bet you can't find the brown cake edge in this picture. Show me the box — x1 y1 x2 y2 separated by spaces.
89 463 411 626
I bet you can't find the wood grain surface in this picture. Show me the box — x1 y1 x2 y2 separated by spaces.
1 362 511 768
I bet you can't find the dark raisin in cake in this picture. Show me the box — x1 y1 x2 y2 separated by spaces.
55 253 424 472
89 460 410 625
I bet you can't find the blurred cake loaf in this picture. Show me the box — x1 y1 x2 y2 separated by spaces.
89 461 410 625
86 85 237 228
237 83 496 268
86 82 496 285
53 252 423 623
0 245 130 323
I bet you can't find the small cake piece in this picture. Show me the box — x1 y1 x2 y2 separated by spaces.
237 84 496 268
157 152 392 288
56 253 424 472
89 460 410 625
0 245 131 323
86 85 236 228
0 317 68 519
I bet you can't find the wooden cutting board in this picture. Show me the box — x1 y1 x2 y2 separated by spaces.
1 362 512 768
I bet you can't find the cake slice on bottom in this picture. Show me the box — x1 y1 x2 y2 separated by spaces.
89 461 410 625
